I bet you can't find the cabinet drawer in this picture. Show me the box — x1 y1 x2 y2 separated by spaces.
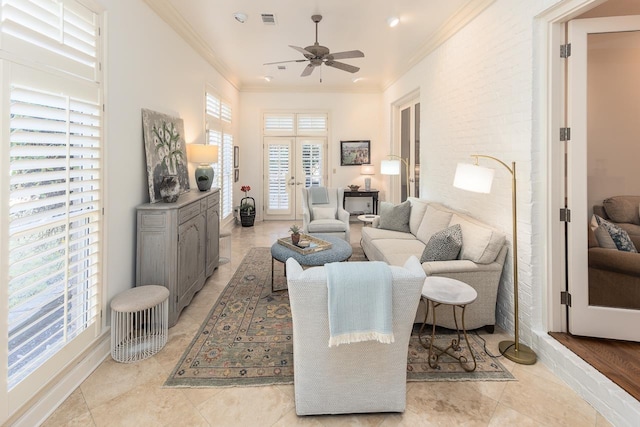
200 199 208 211
178 202 201 224
207 194 219 208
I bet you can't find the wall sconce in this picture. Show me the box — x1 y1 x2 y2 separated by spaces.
187 144 219 191
360 164 375 190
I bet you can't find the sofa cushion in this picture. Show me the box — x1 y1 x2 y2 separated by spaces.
595 215 637 252
420 224 462 262
371 239 426 267
308 219 348 233
361 226 418 241
603 196 640 225
378 201 411 233
415 205 454 244
449 214 506 264
407 197 429 236
590 214 616 249
313 206 336 220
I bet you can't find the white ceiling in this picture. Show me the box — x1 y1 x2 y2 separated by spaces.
146 0 491 92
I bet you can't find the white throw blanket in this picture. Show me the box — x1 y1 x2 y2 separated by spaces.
308 187 329 204
325 261 394 347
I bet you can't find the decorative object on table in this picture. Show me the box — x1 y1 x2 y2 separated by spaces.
164 247 513 388
234 145 239 168
381 154 410 202
141 109 190 203
289 224 301 245
348 184 360 191
239 185 255 227
340 140 371 166
186 143 218 191
158 175 180 203
454 154 537 365
360 164 375 190
277 232 332 254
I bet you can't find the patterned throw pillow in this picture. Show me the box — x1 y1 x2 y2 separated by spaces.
420 224 463 262
378 201 411 232
595 215 637 252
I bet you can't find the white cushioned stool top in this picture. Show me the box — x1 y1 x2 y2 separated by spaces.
110 285 170 312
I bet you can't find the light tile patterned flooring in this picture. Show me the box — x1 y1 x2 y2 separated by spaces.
44 221 612 426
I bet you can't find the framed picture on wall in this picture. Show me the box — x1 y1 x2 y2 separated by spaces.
340 140 371 166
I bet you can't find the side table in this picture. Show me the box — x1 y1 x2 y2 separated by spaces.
418 276 478 372
357 214 379 226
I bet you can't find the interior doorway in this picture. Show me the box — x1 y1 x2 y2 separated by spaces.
390 91 420 203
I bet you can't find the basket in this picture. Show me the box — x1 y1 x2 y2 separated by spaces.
240 197 256 227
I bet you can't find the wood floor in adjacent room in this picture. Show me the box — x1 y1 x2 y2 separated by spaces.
549 332 640 402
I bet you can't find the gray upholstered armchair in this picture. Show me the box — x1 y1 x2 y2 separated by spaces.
301 187 350 242
286 256 425 415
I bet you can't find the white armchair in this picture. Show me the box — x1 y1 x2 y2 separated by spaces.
286 256 426 415
301 187 350 242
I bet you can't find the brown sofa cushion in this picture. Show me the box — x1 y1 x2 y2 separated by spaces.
603 196 640 225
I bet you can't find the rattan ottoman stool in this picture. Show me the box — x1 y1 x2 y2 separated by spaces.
110 285 169 363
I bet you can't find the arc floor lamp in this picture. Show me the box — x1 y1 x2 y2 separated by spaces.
381 155 410 201
453 155 537 365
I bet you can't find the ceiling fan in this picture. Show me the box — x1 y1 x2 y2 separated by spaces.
264 14 365 78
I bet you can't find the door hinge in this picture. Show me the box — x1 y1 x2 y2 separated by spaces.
560 208 571 222
561 291 572 307
560 127 571 141
560 43 571 58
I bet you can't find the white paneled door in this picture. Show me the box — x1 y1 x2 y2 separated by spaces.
567 15 640 341
263 137 326 220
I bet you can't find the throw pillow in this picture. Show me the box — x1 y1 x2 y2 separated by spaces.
420 224 463 262
594 226 617 249
378 201 411 232
595 215 637 252
313 206 336 220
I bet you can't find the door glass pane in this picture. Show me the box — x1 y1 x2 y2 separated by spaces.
267 144 290 210
400 107 410 201
301 141 323 187
414 103 420 198
587 30 640 310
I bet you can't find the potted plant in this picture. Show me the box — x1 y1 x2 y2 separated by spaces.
289 224 301 245
239 185 255 227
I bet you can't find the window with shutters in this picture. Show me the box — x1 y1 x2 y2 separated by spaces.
1 0 103 407
205 90 233 219
263 112 327 136
267 143 291 210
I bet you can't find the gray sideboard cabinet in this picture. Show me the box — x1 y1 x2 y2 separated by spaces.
136 189 220 327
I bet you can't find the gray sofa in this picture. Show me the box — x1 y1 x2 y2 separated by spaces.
590 195 640 310
361 197 508 331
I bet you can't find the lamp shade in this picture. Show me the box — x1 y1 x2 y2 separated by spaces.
453 163 494 194
360 165 375 175
187 144 218 164
380 159 401 176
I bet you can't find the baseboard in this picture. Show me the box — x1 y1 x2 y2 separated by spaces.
536 332 640 427
8 331 111 427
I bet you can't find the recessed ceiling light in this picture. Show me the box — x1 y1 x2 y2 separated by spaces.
387 16 399 28
352 77 363 83
234 12 248 23
264 76 273 82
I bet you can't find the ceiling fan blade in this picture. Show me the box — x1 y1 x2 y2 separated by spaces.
327 50 365 60
263 59 308 65
325 60 360 73
301 63 316 77
289 45 314 57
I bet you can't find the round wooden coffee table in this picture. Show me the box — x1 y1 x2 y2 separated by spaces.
270 234 352 292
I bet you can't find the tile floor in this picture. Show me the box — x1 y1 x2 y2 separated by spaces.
43 221 612 427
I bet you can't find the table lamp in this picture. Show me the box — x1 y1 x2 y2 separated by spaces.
360 165 375 190
187 144 219 191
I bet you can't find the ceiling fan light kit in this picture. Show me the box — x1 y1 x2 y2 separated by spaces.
263 14 365 80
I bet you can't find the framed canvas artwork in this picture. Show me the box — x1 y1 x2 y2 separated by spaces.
340 140 371 166
142 109 190 203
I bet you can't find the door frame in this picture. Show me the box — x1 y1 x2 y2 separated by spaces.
389 89 420 204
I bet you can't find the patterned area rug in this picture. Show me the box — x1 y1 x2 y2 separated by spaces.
165 247 514 387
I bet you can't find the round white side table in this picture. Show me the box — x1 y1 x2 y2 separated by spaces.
418 276 478 372
110 285 170 363
357 214 379 226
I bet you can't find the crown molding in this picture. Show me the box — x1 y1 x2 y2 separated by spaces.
143 0 240 90
381 0 496 90
239 83 384 94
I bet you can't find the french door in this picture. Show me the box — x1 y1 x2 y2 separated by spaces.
263 137 326 220
566 15 640 341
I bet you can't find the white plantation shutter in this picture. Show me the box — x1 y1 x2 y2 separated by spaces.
301 141 324 187
205 91 233 219
7 82 101 389
264 113 294 135
297 113 328 135
1 0 99 80
267 143 291 210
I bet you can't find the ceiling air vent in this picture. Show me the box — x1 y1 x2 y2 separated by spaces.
277 65 286 70
261 14 277 25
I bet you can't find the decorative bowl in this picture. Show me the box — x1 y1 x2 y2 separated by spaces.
348 185 360 191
